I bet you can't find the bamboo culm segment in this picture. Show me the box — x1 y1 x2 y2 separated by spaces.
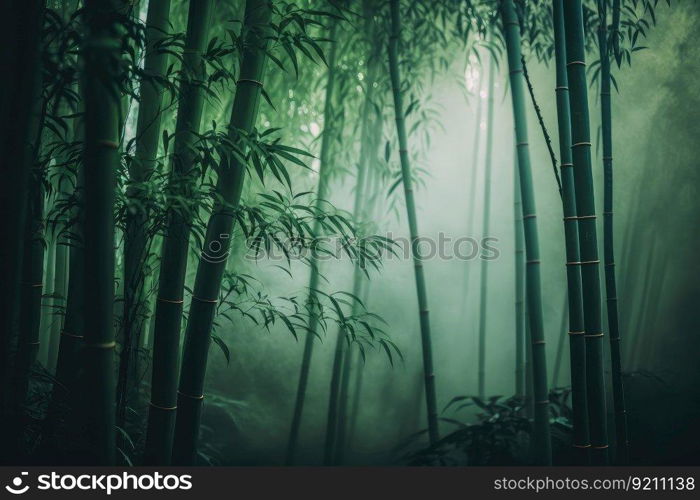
118 0 172 433
500 0 552 465
514 157 525 398
172 0 271 465
477 54 495 399
81 0 122 465
562 0 609 465
144 0 214 466
597 0 630 465
553 0 590 463
388 0 439 445
286 15 341 466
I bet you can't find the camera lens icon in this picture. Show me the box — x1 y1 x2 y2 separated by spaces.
201 234 231 264
5 472 29 495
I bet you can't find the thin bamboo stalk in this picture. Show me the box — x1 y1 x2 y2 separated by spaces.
477 54 495 399
286 16 341 465
597 0 629 464
514 153 525 398
388 0 439 445
500 0 551 465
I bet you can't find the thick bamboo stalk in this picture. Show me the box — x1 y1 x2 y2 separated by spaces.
562 0 609 465
553 0 590 462
477 54 495 399
143 0 214 466
388 0 439 445
500 0 551 465
81 0 123 465
286 16 341 466
118 0 172 432
171 0 270 465
597 0 629 465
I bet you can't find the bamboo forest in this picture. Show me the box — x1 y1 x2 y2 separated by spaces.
1 0 698 469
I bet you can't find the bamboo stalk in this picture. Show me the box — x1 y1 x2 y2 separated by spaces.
477 54 495 399
500 0 551 465
514 153 525 398
80 0 123 465
562 0 609 465
597 0 629 464
553 0 591 462
171 0 271 465
388 0 439 445
118 0 172 434
286 15 342 466
143 0 214 466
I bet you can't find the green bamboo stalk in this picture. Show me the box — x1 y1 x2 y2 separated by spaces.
143 0 214 466
500 0 551 465
118 0 172 432
562 0 609 465
81 0 123 465
477 54 495 399
286 16 341 466
597 0 629 464
462 63 483 313
171 0 271 465
48 190 70 373
553 0 590 462
551 297 568 387
514 154 525 399
388 0 439 445
40 233 57 366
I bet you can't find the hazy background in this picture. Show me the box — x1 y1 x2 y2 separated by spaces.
193 2 700 465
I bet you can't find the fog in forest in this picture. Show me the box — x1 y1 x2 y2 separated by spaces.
185 2 700 465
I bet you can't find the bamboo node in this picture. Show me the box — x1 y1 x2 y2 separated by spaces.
532 340 545 345
97 140 119 149
87 341 116 349
571 141 592 148
61 330 84 339
567 60 586 67
603 156 613 160
509 69 523 75
578 214 597 220
580 259 600 265
592 444 609 449
566 261 582 266
398 148 408 153
523 213 536 219
568 330 585 336
563 216 577 221
27 341 40 346
516 142 529 147
158 297 184 304
585 332 604 338
149 402 177 411
573 443 592 449
178 391 205 401
555 86 569 91
237 78 264 87
21 282 43 287
606 296 618 301
560 162 573 168
526 260 541 265
192 296 218 304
